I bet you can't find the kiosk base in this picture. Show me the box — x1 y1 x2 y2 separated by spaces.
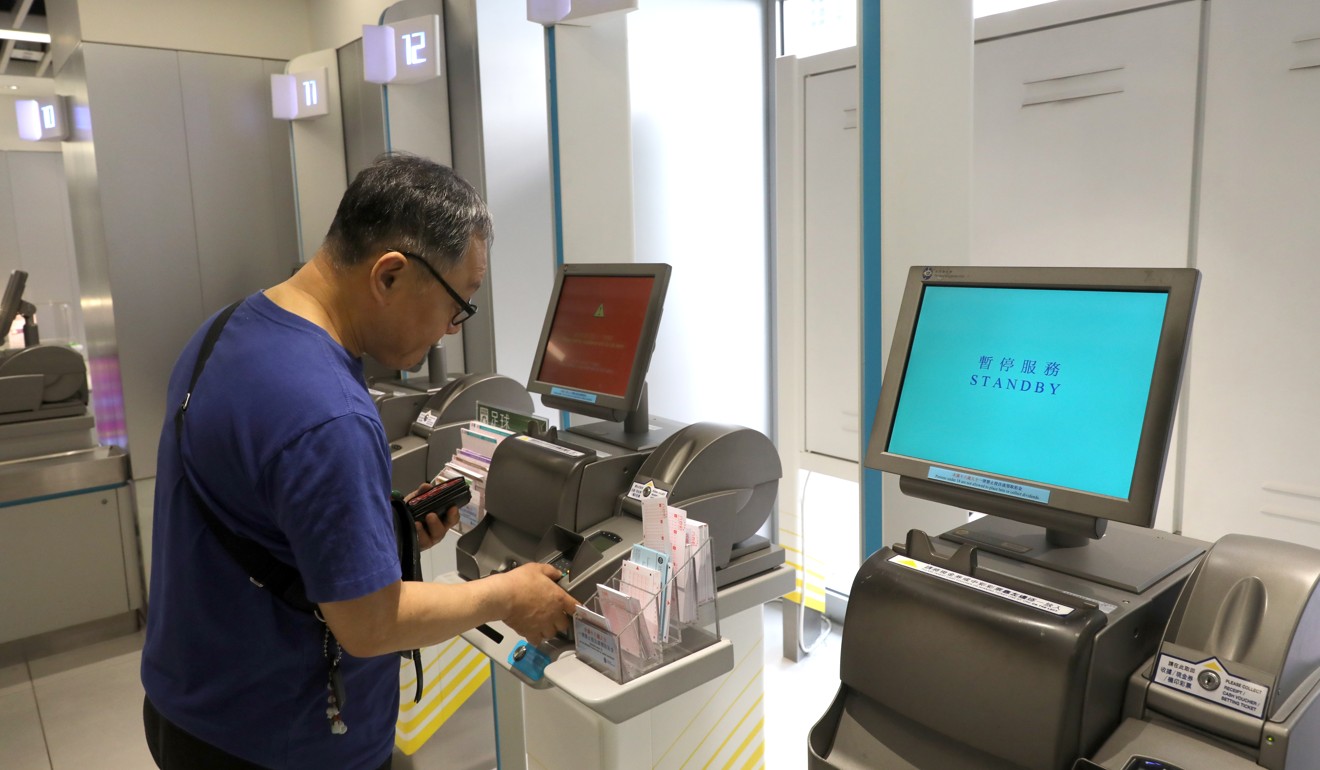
484 565 795 770
808 528 1204 770
522 607 764 770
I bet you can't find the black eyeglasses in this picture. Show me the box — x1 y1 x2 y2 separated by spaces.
396 250 478 326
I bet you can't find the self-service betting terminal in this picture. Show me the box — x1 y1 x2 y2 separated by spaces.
809 266 1320 770
0 270 98 455
0 270 88 430
373 368 533 495
441 262 793 770
0 270 134 645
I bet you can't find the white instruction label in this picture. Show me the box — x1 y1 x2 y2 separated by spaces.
888 555 1073 616
415 410 438 429
573 616 622 681
627 481 670 502
1154 653 1269 719
515 434 584 457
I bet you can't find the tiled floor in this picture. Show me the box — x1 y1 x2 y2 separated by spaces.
0 601 842 770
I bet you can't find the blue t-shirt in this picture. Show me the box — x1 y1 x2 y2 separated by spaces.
142 293 401 769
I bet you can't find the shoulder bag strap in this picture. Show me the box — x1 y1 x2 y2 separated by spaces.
175 300 318 617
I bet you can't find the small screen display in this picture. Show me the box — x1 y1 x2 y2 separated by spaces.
536 275 655 398
887 285 1168 500
587 531 621 553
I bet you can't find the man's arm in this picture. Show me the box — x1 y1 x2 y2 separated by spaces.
318 563 578 657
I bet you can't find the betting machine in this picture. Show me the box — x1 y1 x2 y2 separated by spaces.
809 265 1320 770
439 262 792 770
455 262 784 606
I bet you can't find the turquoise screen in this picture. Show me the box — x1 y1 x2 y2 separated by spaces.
887 285 1169 499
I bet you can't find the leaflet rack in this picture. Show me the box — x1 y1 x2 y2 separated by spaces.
573 540 720 685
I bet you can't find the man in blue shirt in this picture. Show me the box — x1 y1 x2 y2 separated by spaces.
141 154 577 769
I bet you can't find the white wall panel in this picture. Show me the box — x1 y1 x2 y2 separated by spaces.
1181 0 1320 546
802 65 860 463
471 0 556 388
629 0 769 432
971 1 1201 532
875 0 975 553
972 1 1200 272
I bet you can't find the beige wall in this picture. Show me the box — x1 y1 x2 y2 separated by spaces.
48 0 313 65
45 0 412 71
306 0 397 52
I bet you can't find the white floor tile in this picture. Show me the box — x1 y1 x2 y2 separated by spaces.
30 632 153 770
762 601 843 770
0 666 50 770
395 679 497 770
0 602 848 770
0 661 32 694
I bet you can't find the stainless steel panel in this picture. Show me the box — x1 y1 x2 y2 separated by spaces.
0 154 16 275
179 51 298 312
337 39 388 180
57 44 298 482
82 43 203 480
444 0 494 375
0 485 131 643
56 47 129 452
264 59 299 273
385 0 454 167
0 445 129 505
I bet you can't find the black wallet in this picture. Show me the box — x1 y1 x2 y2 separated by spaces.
405 477 472 522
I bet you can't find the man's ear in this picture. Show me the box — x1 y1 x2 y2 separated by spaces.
370 251 408 301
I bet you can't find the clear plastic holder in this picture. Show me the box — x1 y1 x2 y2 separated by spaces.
573 539 720 685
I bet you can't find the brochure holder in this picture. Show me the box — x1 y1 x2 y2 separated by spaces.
573 539 719 685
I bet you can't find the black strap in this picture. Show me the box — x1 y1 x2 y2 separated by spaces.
174 300 242 434
176 301 316 616
178 300 425 701
391 496 425 703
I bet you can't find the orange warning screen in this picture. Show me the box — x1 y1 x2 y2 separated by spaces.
537 275 656 398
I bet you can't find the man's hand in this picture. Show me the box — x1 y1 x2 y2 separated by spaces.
403 482 461 550
490 563 579 647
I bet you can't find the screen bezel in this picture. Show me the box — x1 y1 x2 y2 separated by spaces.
526 262 672 422
865 265 1199 530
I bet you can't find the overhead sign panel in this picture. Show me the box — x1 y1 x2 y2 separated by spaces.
362 15 443 85
271 68 330 120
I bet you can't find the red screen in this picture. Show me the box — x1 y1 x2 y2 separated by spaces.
537 275 655 398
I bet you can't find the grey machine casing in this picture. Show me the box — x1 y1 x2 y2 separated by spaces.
375 372 534 494
455 421 784 606
808 527 1204 770
0 345 89 425
1088 534 1320 770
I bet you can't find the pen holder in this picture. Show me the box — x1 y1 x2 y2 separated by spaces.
573 539 720 685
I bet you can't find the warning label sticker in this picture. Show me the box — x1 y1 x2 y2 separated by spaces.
1154 653 1269 719
888 555 1073 616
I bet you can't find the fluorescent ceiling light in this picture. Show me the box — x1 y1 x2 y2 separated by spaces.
0 29 52 44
